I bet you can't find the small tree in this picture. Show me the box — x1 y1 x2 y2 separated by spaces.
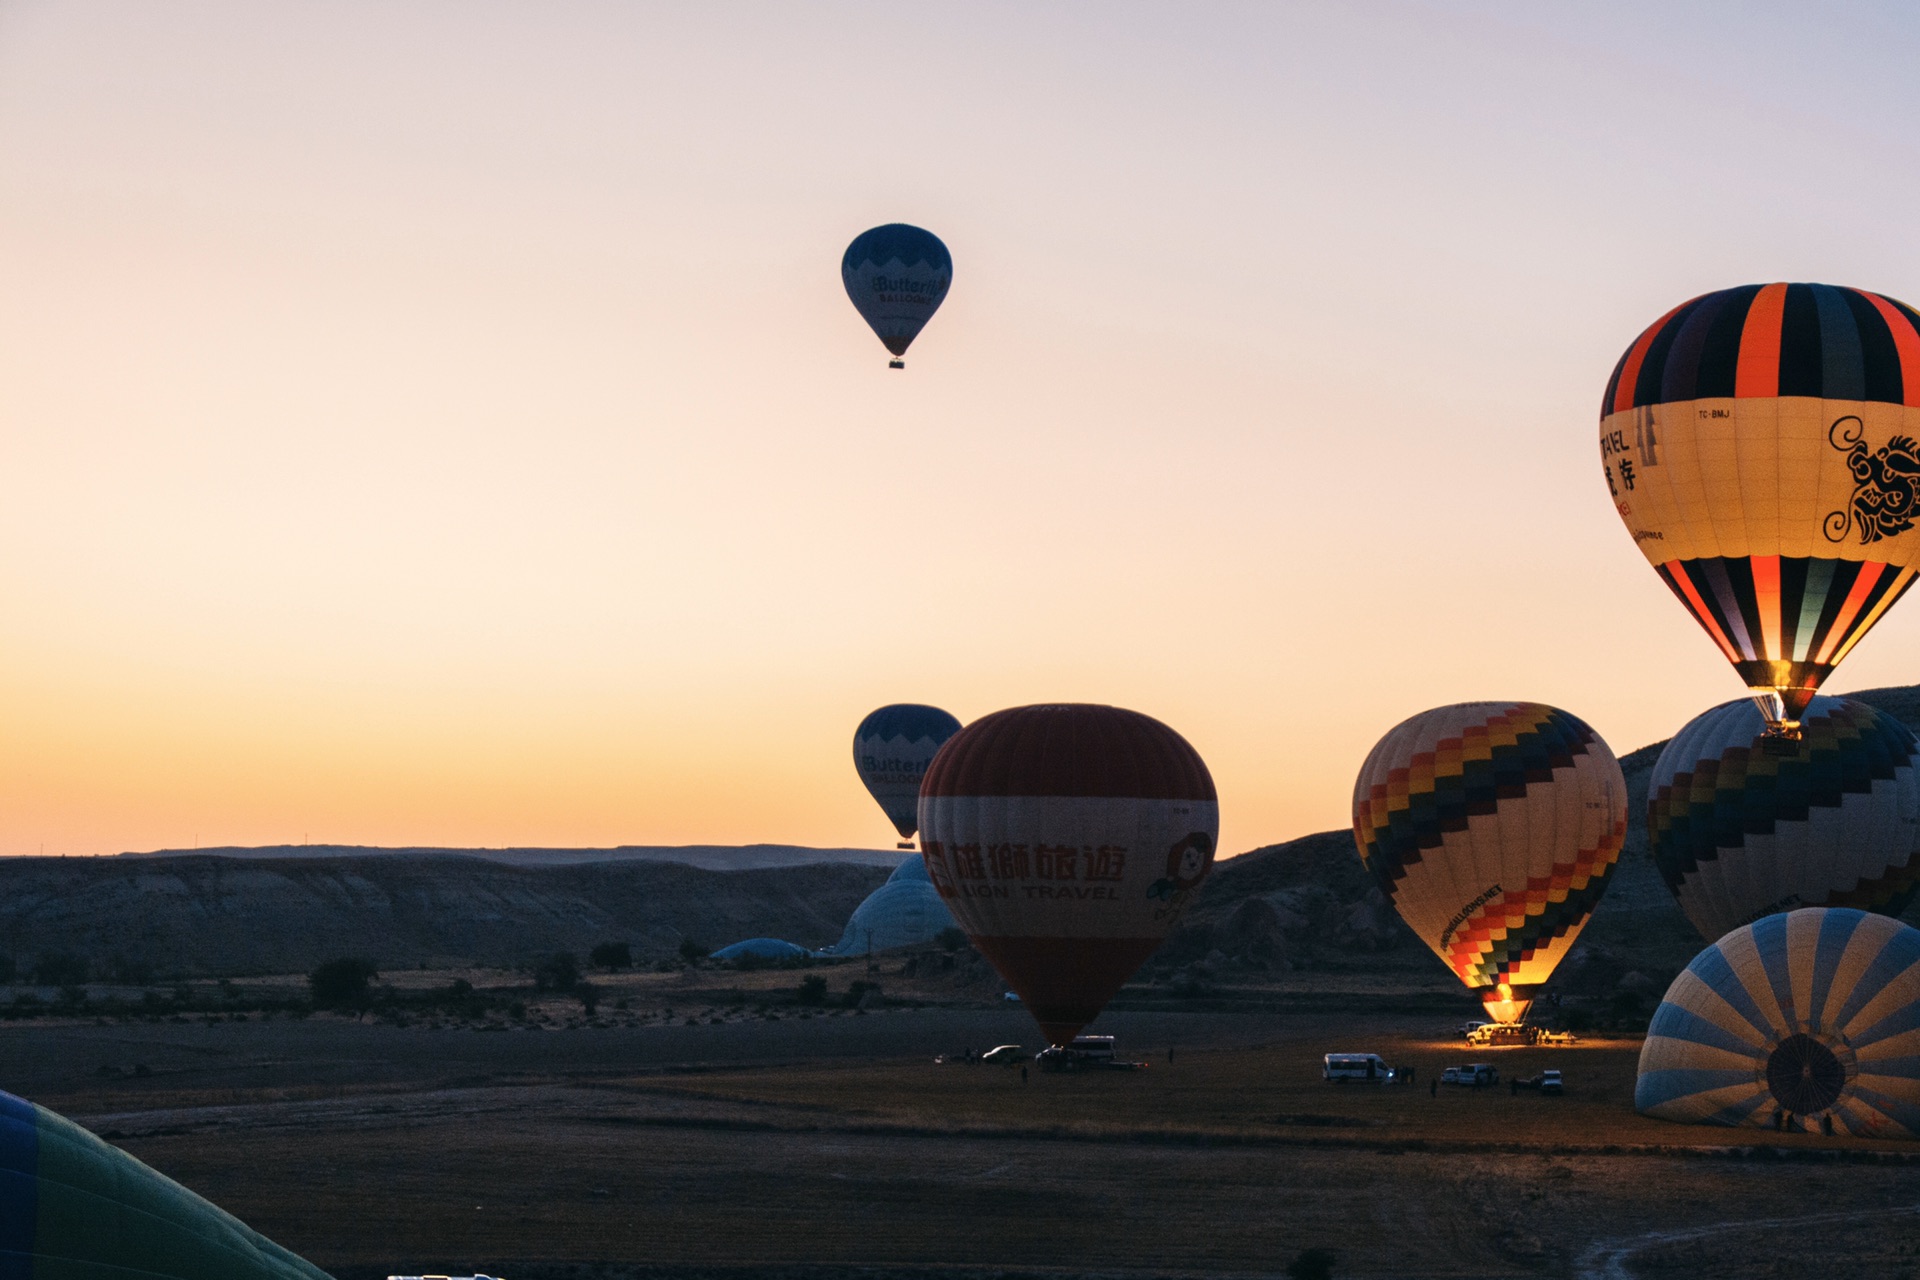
678 938 710 963
796 974 827 1006
935 927 968 953
578 982 600 1016
0 954 14 984
309 958 378 1009
1287 1248 1336 1280
534 952 580 991
589 941 633 971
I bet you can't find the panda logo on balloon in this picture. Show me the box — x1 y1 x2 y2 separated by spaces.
1148 832 1215 906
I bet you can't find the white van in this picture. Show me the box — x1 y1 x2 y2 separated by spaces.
1323 1052 1395 1082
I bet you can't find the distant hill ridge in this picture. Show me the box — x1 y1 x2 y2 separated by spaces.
5 684 1915 980
118 843 910 872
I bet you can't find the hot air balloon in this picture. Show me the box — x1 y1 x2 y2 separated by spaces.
1602 284 1920 737
1637 908 1920 1137
1649 695 1920 941
853 704 962 846
0 1089 332 1279
1352 702 1627 1027
842 224 950 368
918 703 1218 1045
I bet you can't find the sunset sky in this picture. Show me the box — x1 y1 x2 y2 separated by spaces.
5 2 1920 858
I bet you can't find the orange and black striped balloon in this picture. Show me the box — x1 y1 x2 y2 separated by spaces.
1602 283 1920 734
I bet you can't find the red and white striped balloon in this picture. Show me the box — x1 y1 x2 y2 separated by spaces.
918 704 1219 1045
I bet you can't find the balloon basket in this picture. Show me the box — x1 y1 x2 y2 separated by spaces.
1467 1023 1580 1048
896 840 916 850
1759 729 1804 753
888 359 905 369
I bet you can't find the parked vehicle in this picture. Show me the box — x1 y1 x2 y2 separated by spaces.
1441 1063 1499 1086
1323 1052 1396 1082
1037 1035 1144 1071
1456 1020 1489 1038
980 1044 1027 1064
1514 1069 1563 1095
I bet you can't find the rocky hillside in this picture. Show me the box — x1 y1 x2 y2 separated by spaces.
0 854 888 978
7 684 1915 989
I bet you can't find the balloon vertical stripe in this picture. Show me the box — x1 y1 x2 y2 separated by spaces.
1733 283 1789 396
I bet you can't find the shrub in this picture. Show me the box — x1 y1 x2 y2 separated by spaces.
935 927 968 953
796 974 827 1006
589 942 633 971
534 952 580 991
678 939 710 963
0 955 14 984
309 958 378 1009
34 953 89 986
578 982 600 1016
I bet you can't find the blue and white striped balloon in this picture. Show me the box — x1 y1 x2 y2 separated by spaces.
1637 908 1920 1137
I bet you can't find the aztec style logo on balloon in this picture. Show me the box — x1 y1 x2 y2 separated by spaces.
1825 416 1920 545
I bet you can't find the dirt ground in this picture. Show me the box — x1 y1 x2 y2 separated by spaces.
7 982 1920 1280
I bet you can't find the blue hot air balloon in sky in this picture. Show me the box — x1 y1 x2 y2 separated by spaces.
852 703 961 844
841 224 951 368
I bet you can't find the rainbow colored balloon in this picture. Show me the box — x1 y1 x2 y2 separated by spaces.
1352 702 1627 1025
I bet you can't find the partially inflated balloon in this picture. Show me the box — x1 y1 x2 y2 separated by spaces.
1352 702 1627 1025
918 704 1218 1045
1637 908 1920 1137
1649 695 1920 941
853 703 963 840
842 224 950 366
1602 284 1920 736
0 1090 331 1280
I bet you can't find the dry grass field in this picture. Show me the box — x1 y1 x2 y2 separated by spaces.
7 984 1920 1280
